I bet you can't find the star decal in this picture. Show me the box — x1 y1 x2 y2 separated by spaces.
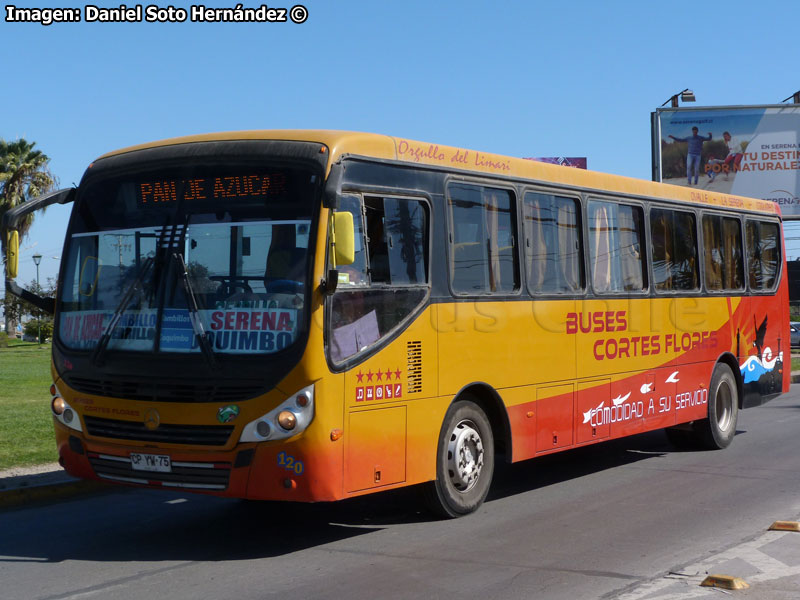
356 371 364 383
366 370 374 382
376 370 383 381
385 368 392 381
394 368 402 380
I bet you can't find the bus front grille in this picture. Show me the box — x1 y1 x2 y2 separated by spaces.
84 416 234 446
62 374 264 403
88 453 231 490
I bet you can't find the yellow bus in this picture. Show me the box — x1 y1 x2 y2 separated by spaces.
4 130 789 517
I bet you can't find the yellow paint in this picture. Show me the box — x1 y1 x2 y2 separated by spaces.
769 521 800 532
700 575 750 590
436 297 738 403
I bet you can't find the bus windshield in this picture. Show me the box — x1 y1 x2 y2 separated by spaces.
57 163 318 356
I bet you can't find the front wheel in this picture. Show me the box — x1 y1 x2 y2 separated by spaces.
424 400 494 518
693 363 739 449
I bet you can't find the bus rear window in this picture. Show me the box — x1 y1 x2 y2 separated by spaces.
746 220 780 290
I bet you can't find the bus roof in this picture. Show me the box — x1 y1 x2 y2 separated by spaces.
96 129 781 217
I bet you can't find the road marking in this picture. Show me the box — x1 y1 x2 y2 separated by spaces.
615 528 800 599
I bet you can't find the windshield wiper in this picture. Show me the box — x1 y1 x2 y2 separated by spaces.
92 256 155 367
172 252 218 371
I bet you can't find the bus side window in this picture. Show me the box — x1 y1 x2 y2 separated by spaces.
329 196 429 364
335 195 369 286
448 183 519 294
524 192 583 294
703 215 744 291
650 207 698 292
588 200 646 293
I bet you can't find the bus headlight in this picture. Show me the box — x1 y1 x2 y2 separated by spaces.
50 384 83 433
277 411 297 430
240 384 314 443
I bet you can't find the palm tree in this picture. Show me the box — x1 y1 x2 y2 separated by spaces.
0 139 57 334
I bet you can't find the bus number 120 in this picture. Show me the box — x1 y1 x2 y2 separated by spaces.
277 451 304 475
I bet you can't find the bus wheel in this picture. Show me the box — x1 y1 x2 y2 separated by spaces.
694 363 738 449
424 400 494 518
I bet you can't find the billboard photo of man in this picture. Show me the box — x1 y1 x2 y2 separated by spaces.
657 108 762 195
667 126 712 185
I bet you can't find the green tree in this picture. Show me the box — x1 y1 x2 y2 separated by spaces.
0 139 57 334
0 285 26 333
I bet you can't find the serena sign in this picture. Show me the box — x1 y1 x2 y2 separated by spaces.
137 172 288 205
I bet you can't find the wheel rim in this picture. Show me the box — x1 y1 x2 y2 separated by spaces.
446 419 484 492
715 379 733 432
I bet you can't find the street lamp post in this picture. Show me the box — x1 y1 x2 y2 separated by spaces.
662 89 697 108
781 90 800 104
32 254 42 344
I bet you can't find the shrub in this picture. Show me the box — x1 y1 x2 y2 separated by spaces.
23 320 53 343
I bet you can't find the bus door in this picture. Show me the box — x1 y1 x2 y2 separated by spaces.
328 194 435 493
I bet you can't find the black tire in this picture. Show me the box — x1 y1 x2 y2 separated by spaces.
693 363 739 449
424 400 494 518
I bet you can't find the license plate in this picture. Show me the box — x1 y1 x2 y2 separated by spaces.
130 452 172 473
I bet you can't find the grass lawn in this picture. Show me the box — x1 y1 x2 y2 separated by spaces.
0 340 57 470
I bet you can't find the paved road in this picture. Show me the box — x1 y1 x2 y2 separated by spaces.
2 389 800 600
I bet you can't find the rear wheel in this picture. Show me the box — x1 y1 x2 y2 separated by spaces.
693 363 739 449
424 400 494 518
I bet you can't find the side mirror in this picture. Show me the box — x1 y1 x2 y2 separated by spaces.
6 229 19 279
332 211 355 267
2 187 75 315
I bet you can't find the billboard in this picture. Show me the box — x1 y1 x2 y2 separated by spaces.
524 157 587 169
652 105 800 218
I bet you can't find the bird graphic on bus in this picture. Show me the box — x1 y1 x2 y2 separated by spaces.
611 392 631 406
753 315 768 361
740 314 782 386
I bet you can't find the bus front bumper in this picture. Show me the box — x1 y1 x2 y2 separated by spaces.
55 421 342 502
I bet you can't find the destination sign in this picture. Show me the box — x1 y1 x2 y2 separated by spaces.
137 172 288 205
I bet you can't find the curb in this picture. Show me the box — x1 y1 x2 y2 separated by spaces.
792 371 800 384
0 479 110 510
0 468 110 510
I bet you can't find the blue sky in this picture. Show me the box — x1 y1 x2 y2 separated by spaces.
3 0 800 300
